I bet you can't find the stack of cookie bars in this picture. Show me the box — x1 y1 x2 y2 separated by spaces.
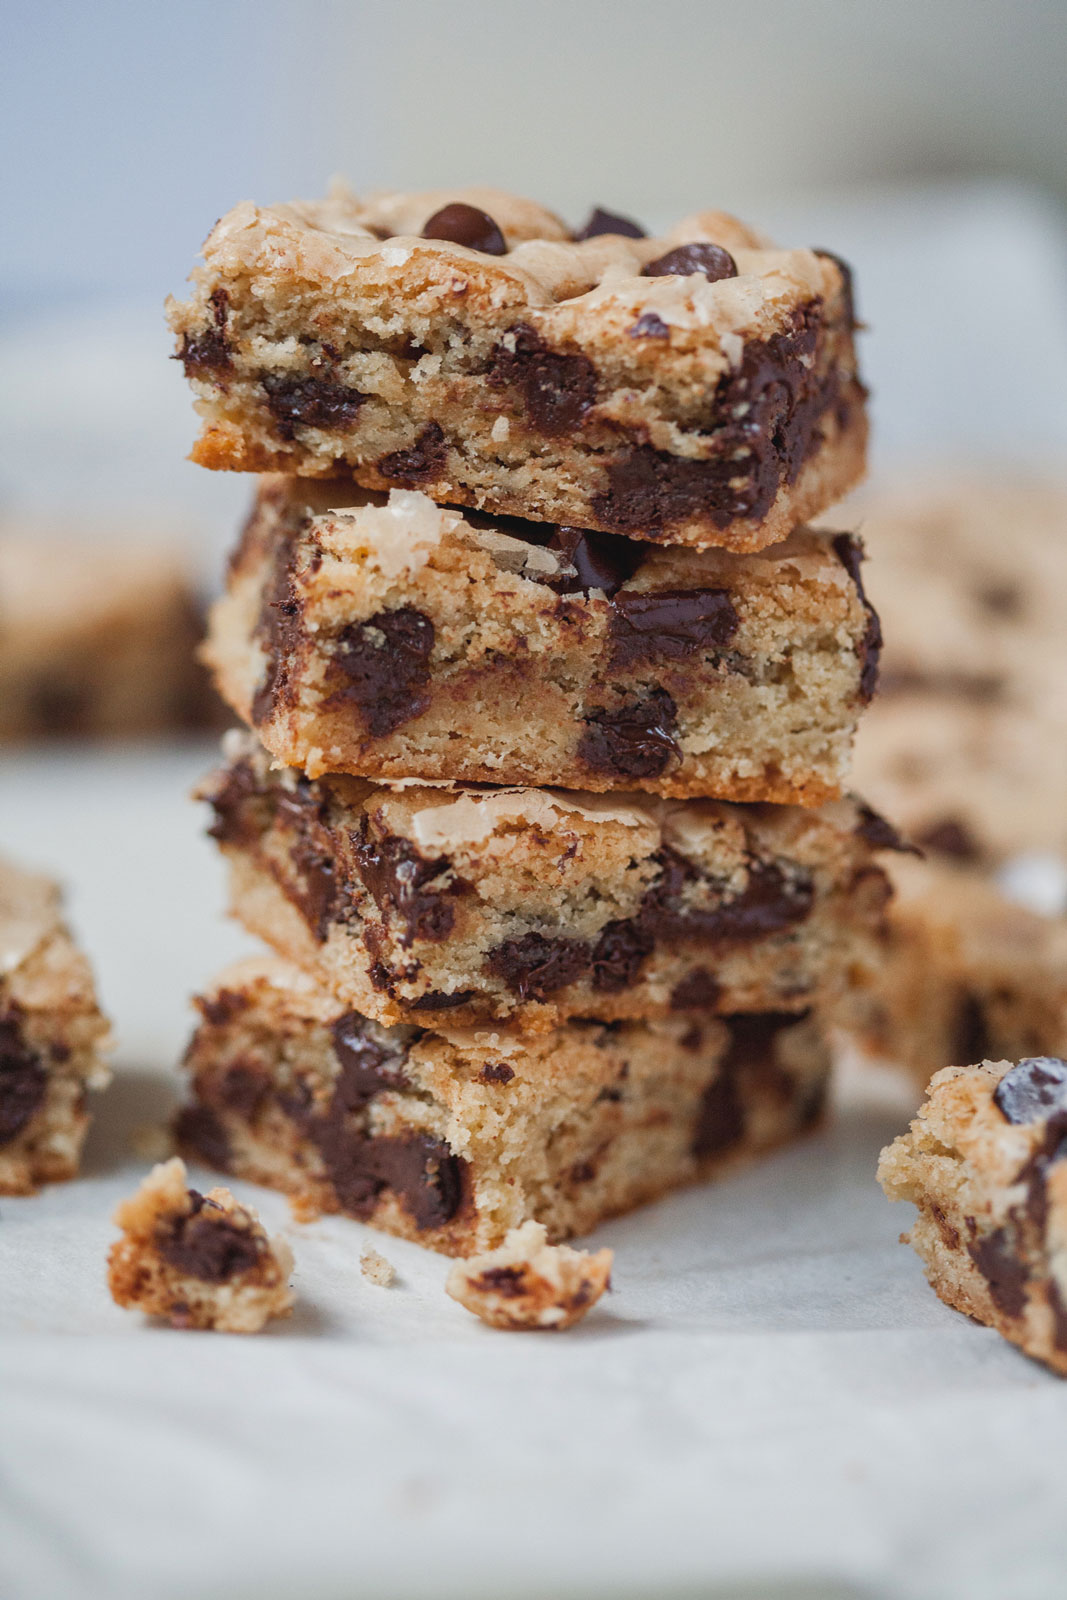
167 187 896 1257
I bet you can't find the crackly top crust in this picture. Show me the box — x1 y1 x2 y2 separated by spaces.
0 854 63 978
180 182 839 359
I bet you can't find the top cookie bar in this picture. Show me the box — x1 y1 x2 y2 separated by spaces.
168 186 866 552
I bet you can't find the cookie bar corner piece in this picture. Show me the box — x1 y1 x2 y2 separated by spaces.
108 1157 294 1332
879 1055 1067 1376
0 853 112 1195
446 1221 613 1330
169 185 865 551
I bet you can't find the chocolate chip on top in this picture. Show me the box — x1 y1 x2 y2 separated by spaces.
574 206 647 241
421 202 507 255
994 1057 1067 1125
642 242 738 282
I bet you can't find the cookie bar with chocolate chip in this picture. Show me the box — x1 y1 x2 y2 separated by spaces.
206 481 878 804
844 855 1067 1087
175 956 832 1257
879 1056 1067 1376
0 855 111 1194
168 184 866 553
108 1157 294 1332
201 735 894 1032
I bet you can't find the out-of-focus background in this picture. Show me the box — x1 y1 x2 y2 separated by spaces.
2 0 1066 560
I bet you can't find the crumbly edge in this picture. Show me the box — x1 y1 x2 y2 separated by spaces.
445 1221 613 1330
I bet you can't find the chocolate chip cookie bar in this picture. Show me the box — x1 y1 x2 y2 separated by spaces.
0 855 111 1194
0 531 217 741
445 1222 612 1330
204 736 894 1031
845 855 1067 1086
879 1056 1067 1376
168 185 866 553
108 1157 294 1332
206 480 878 803
175 955 831 1256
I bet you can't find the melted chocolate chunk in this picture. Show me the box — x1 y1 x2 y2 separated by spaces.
590 920 654 993
329 1125 464 1230
1050 1280 1067 1353
206 758 261 849
914 817 982 862
488 323 598 435
330 1012 410 1105
967 1225 1029 1317
854 802 920 855
544 526 649 597
252 543 304 725
574 207 646 241
593 303 840 535
329 607 435 738
422 202 507 255
354 825 460 945
408 989 475 1012
173 1104 233 1171
670 969 722 1010
813 249 858 329
216 1063 269 1118
488 932 591 1002
609 587 740 667
650 857 814 945
832 534 882 703
480 1062 515 1085
273 783 340 940
376 422 447 484
176 289 233 378
642 242 737 282
953 994 991 1069
628 312 670 340
692 1070 745 1159
261 372 365 440
577 688 680 779
158 1195 263 1283
720 1010 804 1088
994 1057 1067 1126
0 1013 47 1148
197 989 249 1028
473 1265 528 1295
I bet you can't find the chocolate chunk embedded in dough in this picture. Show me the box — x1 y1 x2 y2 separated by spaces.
422 203 507 256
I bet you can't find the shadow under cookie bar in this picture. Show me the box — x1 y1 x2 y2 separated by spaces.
201 736 896 1032
0 856 111 1195
168 186 866 554
206 481 880 805
176 956 832 1257
879 1056 1067 1377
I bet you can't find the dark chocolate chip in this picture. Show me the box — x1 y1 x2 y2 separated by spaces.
364 1134 466 1230
251 539 304 725
914 817 982 862
692 1070 745 1159
543 525 649 597
719 1010 806 1102
609 587 740 667
642 242 738 282
216 1063 269 1118
853 801 921 855
670 969 722 1011
577 688 680 779
487 323 598 435
376 422 447 485
472 1265 528 1296
422 203 507 255
329 607 435 738
953 994 991 1068
590 919 654 993
0 1013 47 1149
574 207 647 241
196 989 249 1028
158 1202 263 1283
173 1104 233 1172
645 856 815 945
353 825 460 945
832 534 882 703
994 1058 1067 1126
628 312 670 339
967 1225 1029 1317
331 1012 410 1105
207 759 261 849
176 289 233 378
1050 1279 1067 1353
407 989 475 1012
480 1062 515 1085
261 372 365 440
487 932 591 1002
272 783 340 941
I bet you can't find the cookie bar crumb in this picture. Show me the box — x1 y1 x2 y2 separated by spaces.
446 1221 612 1330
360 1245 395 1286
879 1057 1067 1376
108 1158 294 1333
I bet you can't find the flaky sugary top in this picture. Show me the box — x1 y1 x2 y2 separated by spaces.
0 853 63 977
193 182 838 344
